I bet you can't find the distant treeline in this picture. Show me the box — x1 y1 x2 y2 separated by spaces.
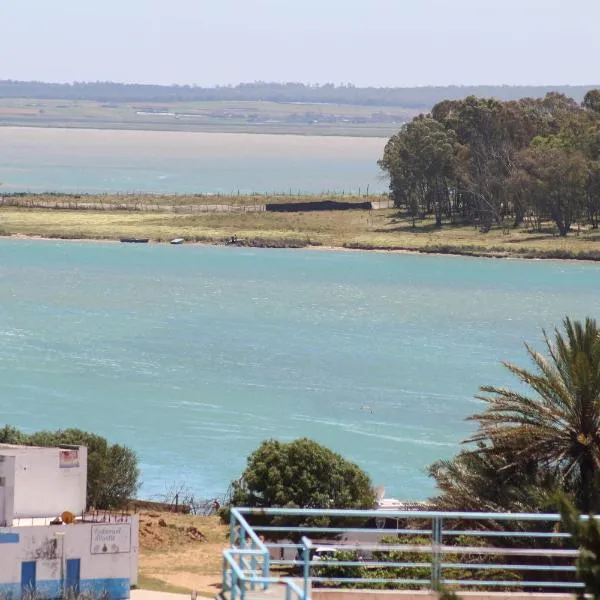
379 90 600 235
0 80 598 108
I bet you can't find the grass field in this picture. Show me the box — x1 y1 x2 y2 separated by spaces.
0 98 413 137
2 192 381 207
2 198 600 260
137 511 228 596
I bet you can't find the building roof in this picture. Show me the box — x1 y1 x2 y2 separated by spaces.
0 443 83 451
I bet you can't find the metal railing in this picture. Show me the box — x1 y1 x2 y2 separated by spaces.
222 507 591 600
224 508 306 600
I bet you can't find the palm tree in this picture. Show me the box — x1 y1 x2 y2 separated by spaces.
428 439 558 514
468 317 600 512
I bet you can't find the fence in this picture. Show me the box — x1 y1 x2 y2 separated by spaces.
223 507 591 600
0 196 267 213
10 511 134 527
0 195 392 213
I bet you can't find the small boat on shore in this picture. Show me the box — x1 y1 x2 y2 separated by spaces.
120 238 149 243
170 238 185 245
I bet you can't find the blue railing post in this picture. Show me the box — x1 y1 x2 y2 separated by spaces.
230 509 238 547
228 511 238 600
431 515 443 591
222 555 229 594
231 566 238 600
250 554 257 591
301 536 312 600
263 544 270 591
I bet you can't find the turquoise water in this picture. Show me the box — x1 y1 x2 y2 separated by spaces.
0 127 387 194
1 238 599 501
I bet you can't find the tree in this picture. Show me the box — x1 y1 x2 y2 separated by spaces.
228 438 374 537
523 113 600 232
431 96 534 228
428 438 558 513
583 90 600 115
0 426 139 509
558 494 600 599
468 317 600 512
378 116 462 227
520 143 589 235
0 425 27 445
379 91 600 233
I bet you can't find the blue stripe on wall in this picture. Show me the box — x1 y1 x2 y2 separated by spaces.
0 578 130 600
0 532 19 543
81 578 130 599
34 580 62 598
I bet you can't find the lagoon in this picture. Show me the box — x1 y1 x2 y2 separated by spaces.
1 239 599 501
0 127 387 195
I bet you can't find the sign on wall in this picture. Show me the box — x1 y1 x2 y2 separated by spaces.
91 524 131 554
59 449 79 468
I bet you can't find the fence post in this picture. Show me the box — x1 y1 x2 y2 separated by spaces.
431 516 443 591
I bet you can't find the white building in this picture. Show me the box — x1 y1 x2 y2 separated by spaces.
0 443 138 599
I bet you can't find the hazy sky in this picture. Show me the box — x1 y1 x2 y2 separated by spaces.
2 0 599 87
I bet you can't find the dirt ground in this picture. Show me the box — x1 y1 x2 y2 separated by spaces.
137 511 229 597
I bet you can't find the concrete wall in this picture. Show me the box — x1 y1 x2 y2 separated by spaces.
0 517 138 600
0 445 87 518
0 455 16 525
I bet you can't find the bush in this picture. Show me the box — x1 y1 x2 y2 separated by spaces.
313 535 521 590
227 438 375 538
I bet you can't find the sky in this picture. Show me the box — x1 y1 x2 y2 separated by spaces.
2 0 600 87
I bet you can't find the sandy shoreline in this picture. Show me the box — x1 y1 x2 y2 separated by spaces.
5 233 600 264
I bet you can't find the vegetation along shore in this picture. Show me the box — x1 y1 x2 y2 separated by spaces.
2 191 600 261
3 88 600 260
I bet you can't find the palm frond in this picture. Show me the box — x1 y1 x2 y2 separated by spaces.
458 317 600 512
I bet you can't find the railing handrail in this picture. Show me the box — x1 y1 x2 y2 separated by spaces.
223 548 306 600
223 506 592 600
231 507 271 549
225 507 307 600
235 506 588 521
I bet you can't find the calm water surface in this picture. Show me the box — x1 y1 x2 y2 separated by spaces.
1 239 599 501
0 127 387 194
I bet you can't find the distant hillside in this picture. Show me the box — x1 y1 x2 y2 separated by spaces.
1 80 598 109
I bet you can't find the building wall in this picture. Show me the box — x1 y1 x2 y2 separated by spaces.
0 455 16 525
0 517 138 600
0 445 87 518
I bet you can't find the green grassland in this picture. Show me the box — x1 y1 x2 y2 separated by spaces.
2 195 600 260
0 98 414 137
